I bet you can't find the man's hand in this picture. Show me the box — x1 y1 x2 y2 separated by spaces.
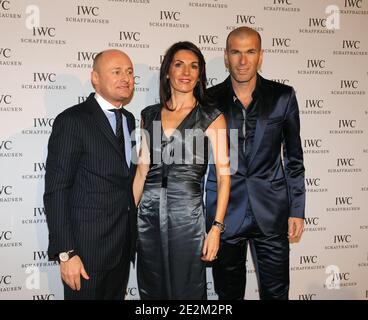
60 255 89 290
288 217 304 243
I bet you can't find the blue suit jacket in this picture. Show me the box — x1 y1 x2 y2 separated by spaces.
205 74 305 240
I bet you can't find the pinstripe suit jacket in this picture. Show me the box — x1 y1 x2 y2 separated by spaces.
44 93 137 271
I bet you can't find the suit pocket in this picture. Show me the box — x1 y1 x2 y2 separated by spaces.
270 178 287 191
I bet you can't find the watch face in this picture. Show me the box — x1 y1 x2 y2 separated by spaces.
59 252 69 262
213 221 225 232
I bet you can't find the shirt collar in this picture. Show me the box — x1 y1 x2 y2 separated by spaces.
94 93 122 112
232 73 261 102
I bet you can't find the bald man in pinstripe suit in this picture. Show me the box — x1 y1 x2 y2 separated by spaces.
44 50 137 300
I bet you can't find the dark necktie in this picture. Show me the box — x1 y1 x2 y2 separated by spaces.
110 108 127 166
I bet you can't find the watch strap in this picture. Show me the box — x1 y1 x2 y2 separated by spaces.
212 220 226 233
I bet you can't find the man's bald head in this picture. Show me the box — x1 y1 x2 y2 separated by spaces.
93 49 132 73
226 27 262 51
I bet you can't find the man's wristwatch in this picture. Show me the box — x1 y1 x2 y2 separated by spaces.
58 250 76 262
212 220 226 233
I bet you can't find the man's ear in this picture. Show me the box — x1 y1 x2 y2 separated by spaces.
91 70 99 88
257 49 264 71
224 50 229 69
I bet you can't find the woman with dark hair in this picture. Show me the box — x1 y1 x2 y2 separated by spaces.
133 41 230 299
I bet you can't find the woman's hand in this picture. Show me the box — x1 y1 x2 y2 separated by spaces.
201 226 221 262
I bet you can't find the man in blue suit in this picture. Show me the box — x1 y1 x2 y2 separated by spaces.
205 27 305 300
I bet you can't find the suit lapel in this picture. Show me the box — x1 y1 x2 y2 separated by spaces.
121 108 135 146
87 94 125 160
247 75 273 169
221 77 237 137
248 115 267 168
121 108 137 175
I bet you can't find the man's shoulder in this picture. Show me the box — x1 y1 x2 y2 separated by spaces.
53 96 96 128
207 79 229 98
206 79 231 112
259 75 294 95
56 101 88 120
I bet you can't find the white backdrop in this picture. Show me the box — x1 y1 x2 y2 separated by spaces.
0 0 367 300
